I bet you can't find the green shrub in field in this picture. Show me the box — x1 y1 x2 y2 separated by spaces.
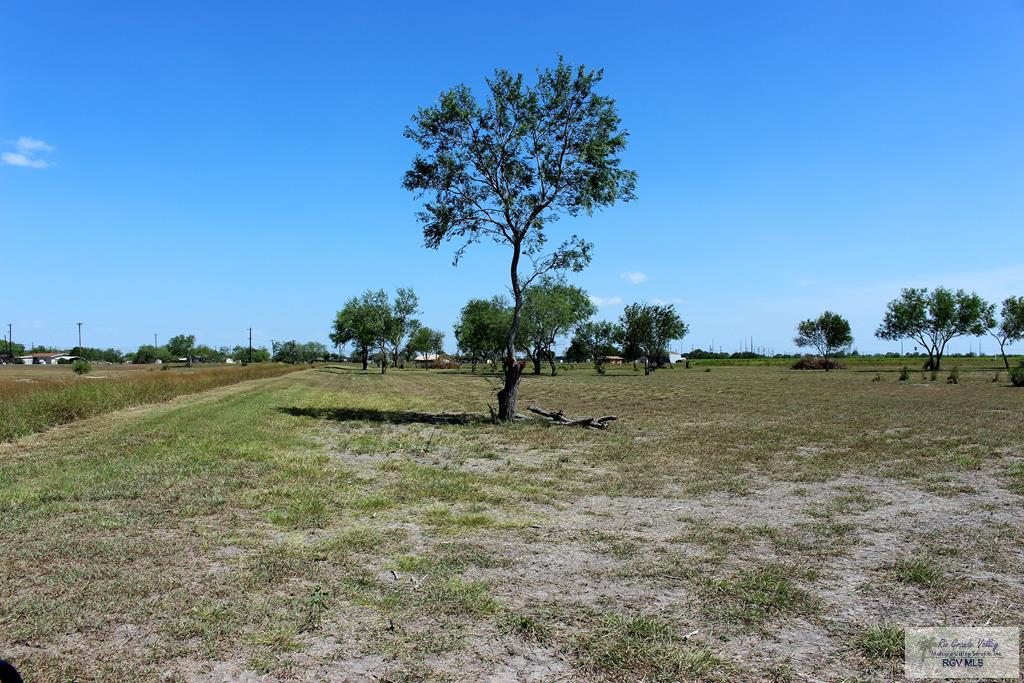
72 359 92 375
1011 362 1024 387
898 366 911 382
946 365 959 384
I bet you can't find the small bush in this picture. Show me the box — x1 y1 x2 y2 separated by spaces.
1010 362 1024 387
992 372 1000 383
946 366 959 384
791 355 843 370
71 359 92 375
872 373 882 383
898 366 911 382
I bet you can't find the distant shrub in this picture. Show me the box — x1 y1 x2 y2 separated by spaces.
72 359 92 375
872 373 882 382
946 366 960 384
791 355 843 370
1011 362 1024 387
992 372 1000 383
898 366 911 382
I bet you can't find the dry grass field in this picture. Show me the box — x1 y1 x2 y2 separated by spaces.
1 364 1022 681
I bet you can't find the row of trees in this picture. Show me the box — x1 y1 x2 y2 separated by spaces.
792 289 1024 372
878 288 1023 371
453 277 597 376
330 288 445 373
132 334 273 364
453 283 688 377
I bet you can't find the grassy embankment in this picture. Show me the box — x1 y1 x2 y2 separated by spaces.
0 363 305 441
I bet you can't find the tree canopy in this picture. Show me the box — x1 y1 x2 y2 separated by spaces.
408 326 445 368
332 291 386 370
166 334 196 360
620 304 688 375
986 296 1024 369
876 287 992 370
454 296 512 372
519 276 596 375
793 311 853 371
570 320 623 372
403 57 637 420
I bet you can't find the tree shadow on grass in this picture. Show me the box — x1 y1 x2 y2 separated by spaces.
278 406 488 425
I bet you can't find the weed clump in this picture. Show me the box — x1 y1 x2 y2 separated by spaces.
898 366 911 381
946 366 959 384
72 359 92 375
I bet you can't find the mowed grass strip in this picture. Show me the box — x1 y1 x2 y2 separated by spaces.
0 363 304 441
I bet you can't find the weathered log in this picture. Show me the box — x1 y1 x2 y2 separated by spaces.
527 405 618 429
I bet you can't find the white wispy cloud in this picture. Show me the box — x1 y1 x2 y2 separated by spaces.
650 297 685 306
3 137 55 168
16 137 54 152
2 152 48 168
620 271 648 284
590 295 623 307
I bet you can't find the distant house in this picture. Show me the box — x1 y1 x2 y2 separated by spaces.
599 355 624 365
18 352 78 365
668 351 686 364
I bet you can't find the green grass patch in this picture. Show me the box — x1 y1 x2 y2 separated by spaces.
855 623 904 659
568 613 726 682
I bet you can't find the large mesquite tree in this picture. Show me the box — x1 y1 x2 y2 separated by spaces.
403 58 637 421
876 287 992 371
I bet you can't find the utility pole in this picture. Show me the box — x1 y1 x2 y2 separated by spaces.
154 333 158 348
270 339 276 361
248 328 253 364
77 322 83 350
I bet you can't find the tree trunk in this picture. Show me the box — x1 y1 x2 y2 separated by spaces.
531 352 542 375
644 358 650 375
824 351 830 372
497 357 524 421
548 352 558 377
999 340 1009 369
472 359 478 373
361 349 368 371
496 238 526 423
380 355 388 374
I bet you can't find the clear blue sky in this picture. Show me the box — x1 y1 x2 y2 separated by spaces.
2 1 1022 355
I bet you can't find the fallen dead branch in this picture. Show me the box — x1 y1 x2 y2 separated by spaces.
527 405 617 430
